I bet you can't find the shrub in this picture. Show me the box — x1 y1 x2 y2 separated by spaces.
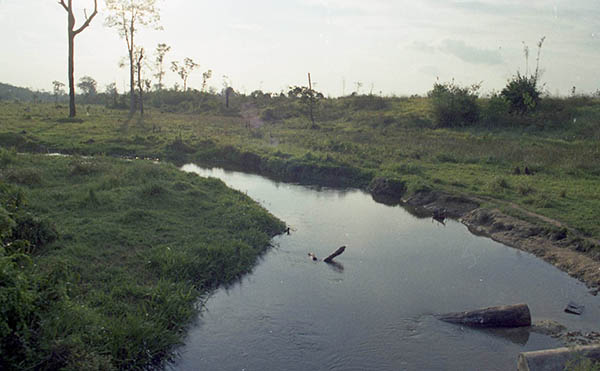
482 93 511 126
0 147 16 166
10 214 59 251
5 168 42 186
0 250 39 369
70 159 100 176
501 72 541 114
428 81 480 127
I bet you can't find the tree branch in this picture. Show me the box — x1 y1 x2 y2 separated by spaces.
58 0 69 12
73 0 98 36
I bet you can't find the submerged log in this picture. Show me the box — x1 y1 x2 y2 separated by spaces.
437 303 531 328
324 246 346 263
518 345 600 371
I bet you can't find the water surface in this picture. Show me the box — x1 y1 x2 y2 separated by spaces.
174 165 600 370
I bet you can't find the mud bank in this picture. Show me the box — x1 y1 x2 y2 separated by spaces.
403 190 600 290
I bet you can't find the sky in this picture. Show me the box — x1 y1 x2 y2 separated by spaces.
1 0 599 97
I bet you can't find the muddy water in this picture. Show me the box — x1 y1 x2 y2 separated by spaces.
173 165 600 371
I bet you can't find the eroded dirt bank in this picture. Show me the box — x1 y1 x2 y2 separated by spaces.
403 190 600 291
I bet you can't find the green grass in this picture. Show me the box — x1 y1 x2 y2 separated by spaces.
0 150 284 370
1 98 599 237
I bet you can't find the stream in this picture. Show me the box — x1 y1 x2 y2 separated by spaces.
173 165 600 370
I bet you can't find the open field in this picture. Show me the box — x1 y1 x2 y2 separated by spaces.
1 97 599 243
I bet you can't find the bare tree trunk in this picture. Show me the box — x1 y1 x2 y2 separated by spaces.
308 73 315 126
128 17 136 114
59 0 97 118
129 51 135 114
68 25 76 117
136 49 144 117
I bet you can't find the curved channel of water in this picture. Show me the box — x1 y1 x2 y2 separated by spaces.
174 165 600 370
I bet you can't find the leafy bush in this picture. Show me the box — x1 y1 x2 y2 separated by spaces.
10 213 59 251
428 81 480 127
0 250 39 369
5 168 42 186
482 93 512 126
501 72 541 114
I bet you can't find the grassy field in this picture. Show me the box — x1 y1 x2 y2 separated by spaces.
0 149 284 369
1 97 599 240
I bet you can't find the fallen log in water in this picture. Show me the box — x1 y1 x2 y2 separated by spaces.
324 246 346 263
437 303 531 328
518 345 600 371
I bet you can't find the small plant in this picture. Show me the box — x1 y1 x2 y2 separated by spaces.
564 356 600 371
502 37 545 115
6 168 42 186
288 76 324 128
489 177 510 193
518 183 536 195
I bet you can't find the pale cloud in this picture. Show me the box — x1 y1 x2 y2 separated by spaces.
440 39 504 65
411 41 437 54
228 24 263 32
419 65 440 77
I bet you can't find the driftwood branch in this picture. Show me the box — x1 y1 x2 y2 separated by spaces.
324 246 346 263
437 303 531 328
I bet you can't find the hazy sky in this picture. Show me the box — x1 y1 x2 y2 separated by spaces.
1 0 599 96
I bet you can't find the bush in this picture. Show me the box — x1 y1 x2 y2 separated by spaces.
10 214 59 251
5 168 42 186
482 93 512 127
501 72 541 114
0 250 39 368
428 81 480 127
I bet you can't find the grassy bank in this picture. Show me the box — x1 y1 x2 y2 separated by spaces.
1 99 599 241
0 150 284 369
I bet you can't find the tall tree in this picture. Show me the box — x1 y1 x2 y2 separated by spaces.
134 47 151 116
201 69 212 92
52 81 65 105
77 75 98 102
105 0 161 114
153 43 170 90
170 58 198 92
58 0 98 118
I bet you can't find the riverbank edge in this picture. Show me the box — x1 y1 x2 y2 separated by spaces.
403 190 600 291
3 132 600 288
189 146 600 291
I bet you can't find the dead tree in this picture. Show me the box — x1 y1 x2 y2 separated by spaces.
58 0 98 118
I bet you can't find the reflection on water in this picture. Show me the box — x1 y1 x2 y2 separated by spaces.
173 165 600 371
